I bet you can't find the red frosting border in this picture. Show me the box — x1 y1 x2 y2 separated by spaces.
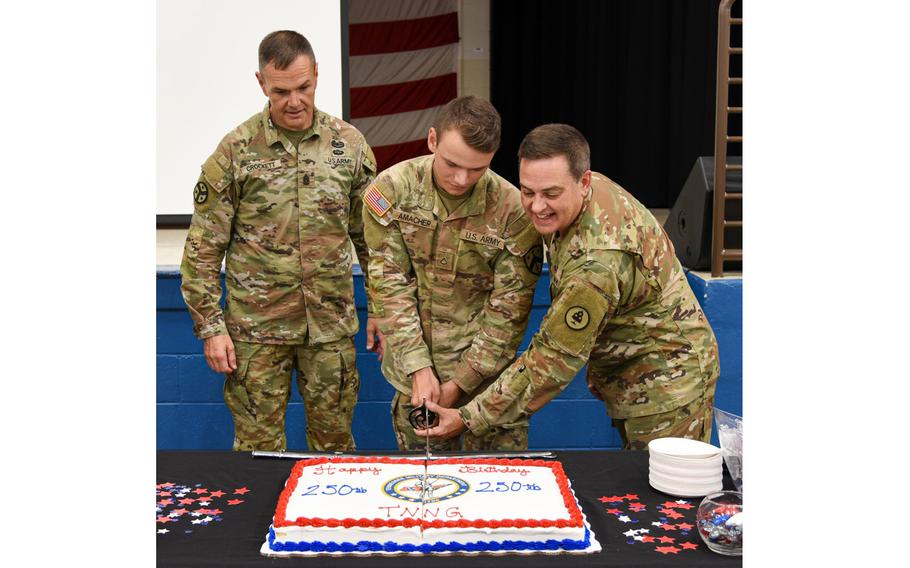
273 457 583 530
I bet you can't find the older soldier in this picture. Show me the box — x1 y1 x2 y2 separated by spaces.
363 97 542 452
180 31 376 452
417 124 720 450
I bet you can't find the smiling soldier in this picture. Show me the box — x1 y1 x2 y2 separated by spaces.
362 97 542 452
417 124 720 450
180 30 376 452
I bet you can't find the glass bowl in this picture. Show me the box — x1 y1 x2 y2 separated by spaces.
696 490 743 556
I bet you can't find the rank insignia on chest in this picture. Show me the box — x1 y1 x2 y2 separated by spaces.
365 184 392 217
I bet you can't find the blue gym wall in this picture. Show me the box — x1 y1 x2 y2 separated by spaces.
157 266 742 450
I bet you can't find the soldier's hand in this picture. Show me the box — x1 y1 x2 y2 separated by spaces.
586 378 604 401
204 334 237 374
411 367 441 407
365 318 386 362
438 380 464 408
414 400 467 440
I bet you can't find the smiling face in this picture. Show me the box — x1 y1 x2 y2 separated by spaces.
256 54 318 131
427 127 495 196
519 155 591 236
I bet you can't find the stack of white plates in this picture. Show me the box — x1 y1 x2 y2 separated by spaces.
648 437 723 497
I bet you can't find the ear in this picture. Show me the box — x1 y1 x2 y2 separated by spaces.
427 127 437 153
579 170 593 193
255 71 268 97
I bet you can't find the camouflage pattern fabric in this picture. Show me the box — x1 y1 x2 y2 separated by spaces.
180 104 376 344
458 172 721 442
611 380 717 450
224 338 359 451
363 155 541 451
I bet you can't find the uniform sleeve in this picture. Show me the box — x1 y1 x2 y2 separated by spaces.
348 138 377 295
457 253 633 437
362 178 434 376
179 140 236 340
451 216 542 395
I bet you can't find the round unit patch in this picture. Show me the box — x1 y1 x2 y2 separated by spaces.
383 474 469 504
193 182 209 204
565 306 590 330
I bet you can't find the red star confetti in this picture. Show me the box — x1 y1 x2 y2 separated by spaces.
676 522 694 531
655 546 680 555
157 482 241 536
599 488 703 556
600 495 625 503
233 487 251 495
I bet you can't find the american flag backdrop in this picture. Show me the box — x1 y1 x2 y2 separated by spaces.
348 0 460 171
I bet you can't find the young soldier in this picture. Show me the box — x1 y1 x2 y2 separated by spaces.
362 97 542 451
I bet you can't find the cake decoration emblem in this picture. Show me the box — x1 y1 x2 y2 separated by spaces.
383 474 469 504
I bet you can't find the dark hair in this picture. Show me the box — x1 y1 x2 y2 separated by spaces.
433 96 501 153
517 124 591 181
258 30 315 71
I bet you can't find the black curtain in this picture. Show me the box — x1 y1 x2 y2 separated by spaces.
490 0 742 208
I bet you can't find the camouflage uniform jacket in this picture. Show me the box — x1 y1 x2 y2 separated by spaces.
459 172 720 436
180 105 377 344
363 155 543 395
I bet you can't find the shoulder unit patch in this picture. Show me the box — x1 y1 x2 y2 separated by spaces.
364 184 392 217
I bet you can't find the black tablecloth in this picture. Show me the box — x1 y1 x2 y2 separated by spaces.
157 451 742 567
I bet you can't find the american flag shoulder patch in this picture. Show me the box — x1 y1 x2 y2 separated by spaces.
364 184 392 217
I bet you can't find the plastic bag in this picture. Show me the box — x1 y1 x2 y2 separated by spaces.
714 407 743 491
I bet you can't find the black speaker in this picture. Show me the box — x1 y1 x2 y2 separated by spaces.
664 156 742 270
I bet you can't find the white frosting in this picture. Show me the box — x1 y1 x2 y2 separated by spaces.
270 459 585 551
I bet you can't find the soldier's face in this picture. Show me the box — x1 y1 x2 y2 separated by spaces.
427 128 495 196
256 55 318 131
519 156 591 236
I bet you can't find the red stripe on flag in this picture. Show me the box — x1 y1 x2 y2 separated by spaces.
372 139 430 172
349 12 459 56
350 74 456 119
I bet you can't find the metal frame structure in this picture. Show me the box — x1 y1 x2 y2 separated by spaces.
711 0 743 277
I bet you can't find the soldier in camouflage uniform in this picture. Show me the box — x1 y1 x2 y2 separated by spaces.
362 97 542 452
180 31 376 452
417 124 720 450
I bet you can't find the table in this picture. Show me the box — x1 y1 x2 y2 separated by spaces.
157 451 742 567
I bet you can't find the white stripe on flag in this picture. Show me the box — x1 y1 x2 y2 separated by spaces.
350 44 458 88
349 0 456 25
352 105 443 148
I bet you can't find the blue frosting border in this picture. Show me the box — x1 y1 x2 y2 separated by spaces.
267 525 591 554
